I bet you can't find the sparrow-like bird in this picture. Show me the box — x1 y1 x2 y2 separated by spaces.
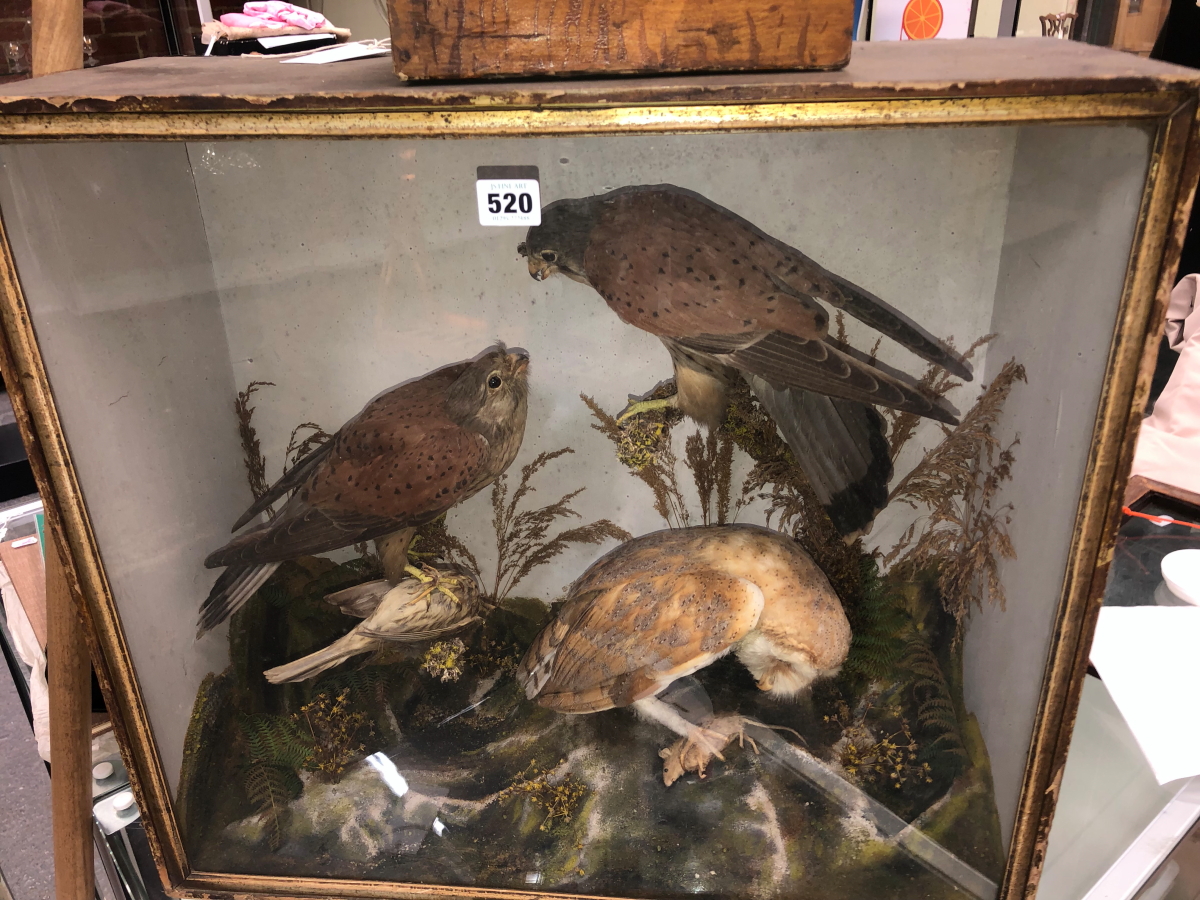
519 185 972 534
517 524 850 781
263 566 484 684
198 345 529 637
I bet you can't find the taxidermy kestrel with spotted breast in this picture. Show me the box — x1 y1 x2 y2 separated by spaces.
518 185 972 535
197 345 529 638
518 524 850 784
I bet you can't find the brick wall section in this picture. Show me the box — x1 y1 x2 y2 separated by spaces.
0 0 30 78
0 0 179 76
84 0 170 66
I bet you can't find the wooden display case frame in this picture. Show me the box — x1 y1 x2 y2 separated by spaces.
0 37 1195 900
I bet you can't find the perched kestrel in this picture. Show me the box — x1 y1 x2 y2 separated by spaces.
263 565 484 684
517 525 850 781
198 345 529 637
518 185 972 535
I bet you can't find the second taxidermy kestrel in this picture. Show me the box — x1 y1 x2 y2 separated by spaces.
197 345 529 637
519 185 972 534
518 525 850 782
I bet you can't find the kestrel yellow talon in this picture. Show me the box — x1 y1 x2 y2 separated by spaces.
404 563 433 583
435 584 463 606
404 564 466 607
615 396 679 424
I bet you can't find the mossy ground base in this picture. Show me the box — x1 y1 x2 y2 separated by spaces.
178 557 1004 899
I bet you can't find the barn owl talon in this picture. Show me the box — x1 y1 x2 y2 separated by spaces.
660 716 754 786
616 396 678 424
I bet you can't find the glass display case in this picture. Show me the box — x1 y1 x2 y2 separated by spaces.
0 38 1194 900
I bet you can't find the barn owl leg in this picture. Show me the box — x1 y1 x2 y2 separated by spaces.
633 695 729 763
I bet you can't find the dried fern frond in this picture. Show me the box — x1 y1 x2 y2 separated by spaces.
840 558 907 684
235 381 275 500
885 334 995 461
582 393 691 528
239 712 312 770
887 356 1023 512
684 429 741 526
284 422 333 473
886 359 1026 635
901 631 967 764
241 762 300 851
490 448 631 602
411 514 483 584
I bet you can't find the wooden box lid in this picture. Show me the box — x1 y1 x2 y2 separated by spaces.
388 0 854 81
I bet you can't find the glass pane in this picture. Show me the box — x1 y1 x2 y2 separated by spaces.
0 121 1153 898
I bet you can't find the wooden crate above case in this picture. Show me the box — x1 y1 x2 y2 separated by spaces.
388 0 853 81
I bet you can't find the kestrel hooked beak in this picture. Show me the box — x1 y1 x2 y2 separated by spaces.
517 241 555 281
507 349 531 374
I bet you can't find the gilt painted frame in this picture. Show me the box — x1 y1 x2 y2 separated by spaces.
0 49 1195 900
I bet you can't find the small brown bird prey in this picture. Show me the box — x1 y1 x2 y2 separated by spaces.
198 345 529 637
519 185 972 534
518 525 850 782
263 565 484 683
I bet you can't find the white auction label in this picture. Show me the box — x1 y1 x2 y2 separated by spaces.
476 178 541 227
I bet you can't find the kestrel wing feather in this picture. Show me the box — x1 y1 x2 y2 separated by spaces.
206 367 491 567
228 364 469 534
230 439 335 532
682 331 960 424
521 563 765 715
590 185 971 380
204 501 404 567
812 268 974 381
584 188 828 341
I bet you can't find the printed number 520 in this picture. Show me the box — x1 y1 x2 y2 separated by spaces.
476 178 541 226
487 192 534 214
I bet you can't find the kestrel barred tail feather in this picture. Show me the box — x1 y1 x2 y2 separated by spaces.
197 345 529 638
519 184 972 535
517 525 850 782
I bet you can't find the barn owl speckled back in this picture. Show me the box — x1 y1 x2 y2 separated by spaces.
518 524 850 714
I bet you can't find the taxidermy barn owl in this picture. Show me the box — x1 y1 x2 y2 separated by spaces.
517 524 850 784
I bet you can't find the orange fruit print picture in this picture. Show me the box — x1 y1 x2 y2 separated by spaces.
902 0 944 38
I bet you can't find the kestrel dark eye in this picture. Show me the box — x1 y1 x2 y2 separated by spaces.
517 242 528 257
541 251 557 263
488 375 502 389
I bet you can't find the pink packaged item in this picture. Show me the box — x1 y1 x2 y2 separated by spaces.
1132 273 1200 494
219 2 329 31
